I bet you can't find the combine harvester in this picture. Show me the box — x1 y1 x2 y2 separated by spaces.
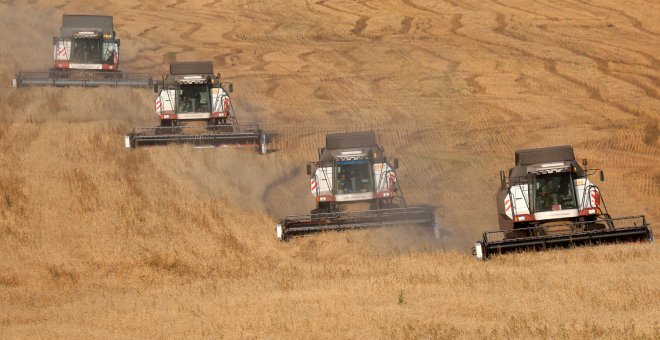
125 61 267 153
474 145 653 260
13 14 151 88
276 131 439 240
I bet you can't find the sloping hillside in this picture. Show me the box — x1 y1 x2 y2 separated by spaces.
0 0 658 337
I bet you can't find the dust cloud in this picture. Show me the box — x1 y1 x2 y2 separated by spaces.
0 4 57 74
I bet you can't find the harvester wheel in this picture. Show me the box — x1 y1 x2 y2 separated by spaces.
311 203 332 215
157 120 180 135
49 69 68 79
584 221 607 231
505 229 529 240
310 202 333 221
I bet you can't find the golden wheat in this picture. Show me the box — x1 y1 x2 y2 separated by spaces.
0 0 659 338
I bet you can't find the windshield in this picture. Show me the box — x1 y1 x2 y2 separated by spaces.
533 172 577 212
336 161 372 194
177 84 210 113
71 38 102 63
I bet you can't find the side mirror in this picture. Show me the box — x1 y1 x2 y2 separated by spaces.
228 83 233 92
583 158 588 166
306 164 312 175
153 84 159 93
599 170 605 182
500 170 506 188
392 158 399 169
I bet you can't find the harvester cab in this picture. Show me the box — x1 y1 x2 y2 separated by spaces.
308 132 403 213
474 145 653 259
13 15 152 88
154 61 235 128
277 131 438 240
55 15 118 68
125 61 268 153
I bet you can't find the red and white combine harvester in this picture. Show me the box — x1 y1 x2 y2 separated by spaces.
276 131 438 239
13 14 151 87
125 61 268 153
474 146 653 259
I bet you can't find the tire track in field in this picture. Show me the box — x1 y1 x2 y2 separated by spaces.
529 19 660 92
451 11 658 145
166 0 185 9
351 16 369 35
449 13 463 35
543 60 601 100
544 59 658 145
315 0 371 38
578 135 659 207
536 24 660 69
572 1 660 37
552 2 660 150
494 12 528 42
124 10 219 59
491 0 559 21
465 74 486 94
517 26 660 107
180 22 203 41
401 0 440 15
54 0 69 9
203 0 223 9
438 0 475 10
399 16 413 34
560 46 659 100
136 25 158 38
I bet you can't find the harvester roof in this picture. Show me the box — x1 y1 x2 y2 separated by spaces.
165 61 216 85
60 15 113 37
319 131 383 163
326 131 377 150
509 145 582 178
170 61 214 76
515 145 575 166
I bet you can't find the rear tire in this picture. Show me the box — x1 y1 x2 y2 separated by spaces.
311 202 332 215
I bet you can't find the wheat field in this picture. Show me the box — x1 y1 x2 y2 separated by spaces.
0 0 659 338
